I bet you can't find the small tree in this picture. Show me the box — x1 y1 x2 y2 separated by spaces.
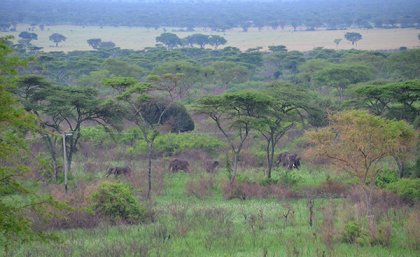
208 35 227 49
156 32 181 49
104 76 192 199
49 33 66 47
315 64 373 100
18 31 38 46
255 83 318 178
305 110 415 216
20 85 123 179
334 38 342 48
184 33 210 48
344 32 362 46
195 91 270 182
87 38 102 49
210 61 250 91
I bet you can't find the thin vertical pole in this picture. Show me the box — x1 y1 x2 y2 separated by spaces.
63 133 68 193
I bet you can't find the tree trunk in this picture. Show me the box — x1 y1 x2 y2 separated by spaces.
44 134 59 181
231 151 240 183
393 155 405 178
308 198 315 227
147 141 153 200
265 140 271 179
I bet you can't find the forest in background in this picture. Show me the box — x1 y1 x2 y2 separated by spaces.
1 0 420 31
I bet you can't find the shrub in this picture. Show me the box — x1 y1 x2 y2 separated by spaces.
386 178 420 203
341 221 369 245
91 181 146 224
375 169 398 188
277 169 302 186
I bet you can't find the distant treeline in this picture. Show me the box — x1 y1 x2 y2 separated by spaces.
1 0 419 31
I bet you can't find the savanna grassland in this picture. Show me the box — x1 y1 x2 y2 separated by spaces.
1 24 419 52
1 1 420 256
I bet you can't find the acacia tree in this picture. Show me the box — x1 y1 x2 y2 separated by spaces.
184 33 210 48
150 60 204 100
208 35 227 49
348 80 420 177
255 83 318 178
15 75 61 179
210 61 250 91
156 32 181 49
104 76 192 199
87 38 102 49
305 110 415 216
315 64 373 100
15 82 122 180
344 32 362 46
333 38 342 48
348 80 420 124
18 31 38 46
195 91 269 182
49 33 66 47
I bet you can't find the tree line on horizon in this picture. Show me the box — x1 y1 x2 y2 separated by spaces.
1 0 419 32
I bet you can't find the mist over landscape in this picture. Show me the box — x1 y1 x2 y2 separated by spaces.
0 0 419 256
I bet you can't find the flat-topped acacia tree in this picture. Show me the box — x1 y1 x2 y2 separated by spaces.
104 76 194 199
49 33 66 47
195 91 270 182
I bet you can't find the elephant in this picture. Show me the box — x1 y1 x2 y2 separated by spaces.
169 159 190 172
276 152 301 170
106 166 132 177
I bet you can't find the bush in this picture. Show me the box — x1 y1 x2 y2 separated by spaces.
276 169 301 186
386 178 420 203
341 221 369 245
91 181 146 224
376 169 399 188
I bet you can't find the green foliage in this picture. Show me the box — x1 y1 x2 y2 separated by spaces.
156 33 181 49
0 37 60 254
386 178 420 203
342 221 369 245
129 133 224 156
275 169 302 186
385 49 420 80
139 99 194 132
344 32 363 45
348 80 420 124
315 63 374 98
376 169 399 188
91 181 146 224
48 33 66 47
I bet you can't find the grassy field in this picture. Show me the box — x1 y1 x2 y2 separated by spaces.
10 158 420 257
1 24 419 52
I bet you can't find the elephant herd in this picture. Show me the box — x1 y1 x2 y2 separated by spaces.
106 152 300 177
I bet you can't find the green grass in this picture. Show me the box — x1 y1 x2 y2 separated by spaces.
11 164 420 257
1 24 419 52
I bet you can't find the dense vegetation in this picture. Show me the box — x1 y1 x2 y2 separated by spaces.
1 0 420 31
0 13 419 256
